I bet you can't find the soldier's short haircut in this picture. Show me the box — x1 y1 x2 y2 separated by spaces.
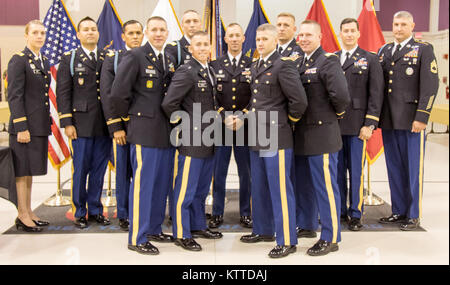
277 12 296 22
256 24 278 38
340 18 359 31
394 11 414 22
182 10 200 21
25 20 45 35
191 30 209 40
77 16 97 31
300 20 322 33
228 22 243 30
146 16 167 26
122 20 143 33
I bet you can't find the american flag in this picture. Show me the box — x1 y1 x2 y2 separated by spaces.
41 0 79 169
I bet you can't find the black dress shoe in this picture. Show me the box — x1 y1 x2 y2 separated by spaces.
15 218 43 232
88 214 111 226
147 232 174 243
340 215 350 223
128 242 159 255
205 213 212 220
175 238 202 251
268 245 297 258
307 239 339 256
191 229 223 239
208 215 224 228
119 219 129 231
33 220 50 227
379 214 407 224
400 218 420 231
240 216 253 228
240 233 275 243
296 228 317 238
74 217 88 229
348 218 363 231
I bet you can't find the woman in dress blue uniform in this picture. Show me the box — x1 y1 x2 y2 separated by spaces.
7 20 52 232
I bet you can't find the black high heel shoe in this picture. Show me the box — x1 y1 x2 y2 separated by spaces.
33 220 50 227
15 218 43 232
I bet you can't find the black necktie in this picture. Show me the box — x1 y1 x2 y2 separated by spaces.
278 46 283 54
393 44 401 58
232 58 237 71
158 53 164 72
343 51 351 67
258 59 265 71
89 51 97 65
35 58 42 69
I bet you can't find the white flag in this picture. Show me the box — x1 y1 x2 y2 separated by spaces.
143 0 183 45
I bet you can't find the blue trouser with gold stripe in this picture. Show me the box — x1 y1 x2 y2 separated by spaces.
113 142 132 220
212 145 251 216
295 152 342 243
128 145 174 246
70 136 111 218
337 136 366 219
250 149 297 246
382 129 426 219
172 154 215 239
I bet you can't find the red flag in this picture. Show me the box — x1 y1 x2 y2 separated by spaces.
358 0 385 164
305 0 340 53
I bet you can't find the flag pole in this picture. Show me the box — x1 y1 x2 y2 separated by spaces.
102 164 116 207
44 167 71 206
363 160 384 206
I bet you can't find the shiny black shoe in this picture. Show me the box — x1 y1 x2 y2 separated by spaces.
348 218 363 231
240 233 275 243
119 219 129 231
128 242 159 255
175 238 202 251
33 220 50 227
297 228 317 238
340 215 350 224
240 216 253 228
74 217 88 229
88 214 111 226
400 218 420 231
307 239 339 256
268 245 297 258
15 218 43 232
208 215 224 229
379 214 407 224
147 232 174 243
191 229 223 239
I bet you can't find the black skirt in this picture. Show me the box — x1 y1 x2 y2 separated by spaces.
9 135 48 177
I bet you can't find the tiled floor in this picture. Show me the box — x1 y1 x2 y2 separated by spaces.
0 133 448 265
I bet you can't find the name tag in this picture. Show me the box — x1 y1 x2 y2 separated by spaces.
33 69 42 75
198 80 208 88
75 67 86 72
146 69 157 75
305 67 317 74
216 74 226 79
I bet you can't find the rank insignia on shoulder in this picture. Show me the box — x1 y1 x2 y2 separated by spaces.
16 52 25 56
168 42 177 46
325 53 338 57
430 59 438 74
281 57 296 61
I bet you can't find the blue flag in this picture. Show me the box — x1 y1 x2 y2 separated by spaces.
242 0 270 58
203 0 227 60
97 0 124 51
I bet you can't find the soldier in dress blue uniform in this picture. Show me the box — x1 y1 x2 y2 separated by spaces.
100 20 144 231
276 13 304 58
162 31 223 252
57 17 111 229
110 16 176 255
336 18 384 231
165 10 202 69
164 10 203 224
238 24 308 258
7 20 51 232
209 23 252 229
294 20 350 256
378 11 439 231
